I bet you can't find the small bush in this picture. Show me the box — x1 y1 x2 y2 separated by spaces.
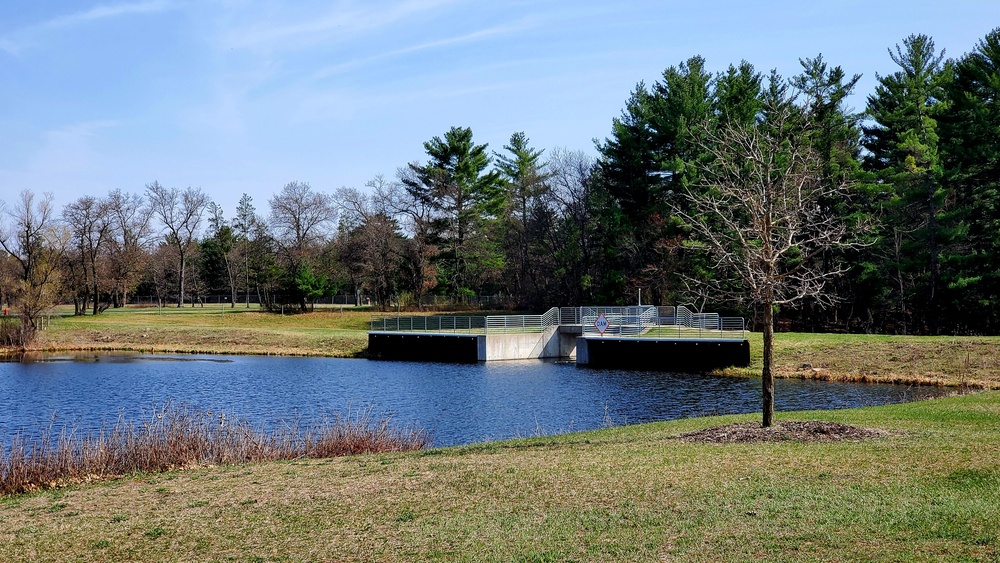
0 404 429 496
0 316 23 348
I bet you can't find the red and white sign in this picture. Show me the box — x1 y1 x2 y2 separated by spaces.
594 312 610 335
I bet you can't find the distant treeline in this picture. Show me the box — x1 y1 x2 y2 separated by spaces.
2 29 999 340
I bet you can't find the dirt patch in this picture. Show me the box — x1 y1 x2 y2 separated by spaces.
676 421 890 444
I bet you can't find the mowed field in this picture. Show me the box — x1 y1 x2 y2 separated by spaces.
29 305 371 358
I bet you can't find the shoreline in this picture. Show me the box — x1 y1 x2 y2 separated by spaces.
4 306 999 390
8 339 999 392
3 391 998 560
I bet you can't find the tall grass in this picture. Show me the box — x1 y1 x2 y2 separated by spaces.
0 404 429 496
0 316 23 348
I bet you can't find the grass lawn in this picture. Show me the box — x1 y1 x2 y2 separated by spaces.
725 331 1000 389
2 391 998 561
29 304 372 358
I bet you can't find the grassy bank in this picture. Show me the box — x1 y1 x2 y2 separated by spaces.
728 331 1000 389
23 305 1000 389
2 391 997 561
30 305 371 358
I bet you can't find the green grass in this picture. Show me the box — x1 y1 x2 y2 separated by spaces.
1 391 998 561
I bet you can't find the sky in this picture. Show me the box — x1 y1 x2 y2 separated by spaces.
1 0 998 219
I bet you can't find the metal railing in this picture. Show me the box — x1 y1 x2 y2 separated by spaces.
559 307 582 325
579 304 745 339
580 306 658 337
371 305 745 339
484 307 559 334
370 315 487 334
371 307 560 335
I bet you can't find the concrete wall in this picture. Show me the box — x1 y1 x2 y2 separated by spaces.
484 326 560 360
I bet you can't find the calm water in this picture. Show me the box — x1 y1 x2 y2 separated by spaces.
0 354 942 447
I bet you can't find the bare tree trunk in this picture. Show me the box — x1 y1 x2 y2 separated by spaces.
926 174 939 335
178 251 185 307
91 253 101 316
762 302 775 428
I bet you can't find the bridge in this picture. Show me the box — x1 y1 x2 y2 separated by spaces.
368 306 751 371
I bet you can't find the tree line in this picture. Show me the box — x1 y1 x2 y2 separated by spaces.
2 29 1000 345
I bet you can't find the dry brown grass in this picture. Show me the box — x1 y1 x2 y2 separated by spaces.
719 332 1000 389
30 307 371 357
0 404 428 496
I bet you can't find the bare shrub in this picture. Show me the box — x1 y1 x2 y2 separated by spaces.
0 404 428 496
0 316 21 347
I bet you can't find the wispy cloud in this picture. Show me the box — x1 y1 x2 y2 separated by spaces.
217 0 462 53
308 18 539 80
44 0 171 29
1 0 171 55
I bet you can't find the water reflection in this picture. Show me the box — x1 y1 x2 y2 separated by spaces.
0 353 945 447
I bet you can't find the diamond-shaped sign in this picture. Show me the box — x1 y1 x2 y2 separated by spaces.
594 312 610 335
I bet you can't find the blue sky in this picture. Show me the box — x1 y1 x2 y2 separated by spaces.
1 0 997 218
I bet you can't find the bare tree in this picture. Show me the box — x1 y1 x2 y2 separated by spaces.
105 189 153 308
392 166 439 305
269 181 337 259
146 182 210 307
268 181 337 311
62 195 113 315
544 148 598 305
336 176 406 308
0 190 68 344
674 102 869 427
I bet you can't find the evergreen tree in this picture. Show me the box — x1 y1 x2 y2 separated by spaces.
596 57 716 305
713 61 764 127
402 126 502 295
594 84 657 303
941 27 1000 331
863 34 952 334
791 55 869 330
494 132 549 305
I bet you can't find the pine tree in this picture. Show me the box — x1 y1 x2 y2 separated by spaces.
863 34 952 334
494 132 549 305
402 126 502 295
596 58 717 304
791 55 868 330
941 27 1000 331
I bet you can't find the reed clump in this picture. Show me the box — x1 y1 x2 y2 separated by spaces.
0 404 428 496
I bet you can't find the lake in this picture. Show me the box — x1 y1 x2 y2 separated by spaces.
0 353 943 447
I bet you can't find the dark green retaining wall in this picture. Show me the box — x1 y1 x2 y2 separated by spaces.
367 332 482 363
577 337 750 371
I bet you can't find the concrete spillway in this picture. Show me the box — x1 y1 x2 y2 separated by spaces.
367 326 750 372
368 326 579 363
